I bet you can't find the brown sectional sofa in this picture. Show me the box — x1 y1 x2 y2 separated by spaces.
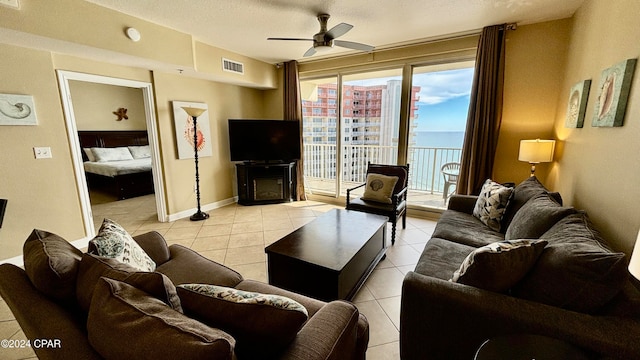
0 230 369 359
401 177 640 359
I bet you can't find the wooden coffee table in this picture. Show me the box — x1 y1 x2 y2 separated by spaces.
265 209 388 301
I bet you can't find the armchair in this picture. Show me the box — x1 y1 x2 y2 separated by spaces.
346 163 409 245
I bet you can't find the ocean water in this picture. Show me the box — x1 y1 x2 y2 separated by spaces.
413 131 465 148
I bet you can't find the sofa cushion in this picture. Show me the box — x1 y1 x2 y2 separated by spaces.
501 176 549 230
177 283 308 358
90 218 155 272
76 253 181 314
505 193 575 240
513 212 628 313
472 179 514 232
23 229 83 303
432 210 505 248
414 238 477 280
451 239 548 293
361 173 399 204
88 277 235 360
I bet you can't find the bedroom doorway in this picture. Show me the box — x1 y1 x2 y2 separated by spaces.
56 70 167 238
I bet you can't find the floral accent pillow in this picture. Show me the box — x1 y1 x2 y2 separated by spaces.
176 284 308 358
472 179 514 232
90 218 155 272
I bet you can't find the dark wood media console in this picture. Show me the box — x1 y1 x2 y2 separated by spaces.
236 162 296 205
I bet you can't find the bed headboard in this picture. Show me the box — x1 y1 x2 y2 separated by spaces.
78 130 149 161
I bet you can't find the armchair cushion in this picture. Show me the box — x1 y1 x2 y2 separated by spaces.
472 179 514 232
88 278 235 360
177 284 308 358
90 218 155 272
23 229 83 304
362 173 398 204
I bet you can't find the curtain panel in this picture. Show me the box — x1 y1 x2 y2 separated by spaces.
283 60 307 200
458 24 507 195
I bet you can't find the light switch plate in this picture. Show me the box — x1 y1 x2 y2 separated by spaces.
33 147 52 159
0 0 20 9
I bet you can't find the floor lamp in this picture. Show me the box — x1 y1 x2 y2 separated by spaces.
182 106 210 221
518 139 556 177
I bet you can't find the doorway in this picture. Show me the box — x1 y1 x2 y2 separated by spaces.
56 70 167 238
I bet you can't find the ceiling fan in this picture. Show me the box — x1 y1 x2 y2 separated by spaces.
267 14 375 57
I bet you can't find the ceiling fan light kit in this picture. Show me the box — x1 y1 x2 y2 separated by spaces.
268 13 374 57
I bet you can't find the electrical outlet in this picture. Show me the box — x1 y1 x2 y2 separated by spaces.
33 147 52 159
0 0 20 9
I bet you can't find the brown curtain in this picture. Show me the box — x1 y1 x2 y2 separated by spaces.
283 60 306 200
457 24 507 195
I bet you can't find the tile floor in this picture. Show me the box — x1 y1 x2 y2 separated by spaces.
0 194 437 360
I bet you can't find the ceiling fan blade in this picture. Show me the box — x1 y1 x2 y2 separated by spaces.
267 37 313 41
334 40 374 52
325 23 353 40
303 47 317 57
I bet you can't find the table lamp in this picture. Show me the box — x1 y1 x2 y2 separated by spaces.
182 106 210 221
518 139 556 177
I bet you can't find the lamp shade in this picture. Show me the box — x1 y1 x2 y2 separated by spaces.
629 230 640 280
518 139 556 163
182 106 207 117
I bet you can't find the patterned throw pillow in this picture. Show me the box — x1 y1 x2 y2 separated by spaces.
90 218 155 272
472 179 514 232
361 173 399 204
452 239 548 293
176 284 308 358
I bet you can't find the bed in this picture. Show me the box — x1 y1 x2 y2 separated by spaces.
78 131 154 200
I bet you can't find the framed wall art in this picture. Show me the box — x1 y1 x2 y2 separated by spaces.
172 101 213 159
565 79 591 128
0 93 37 125
592 58 637 127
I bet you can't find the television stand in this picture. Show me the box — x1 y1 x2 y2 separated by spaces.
236 162 296 205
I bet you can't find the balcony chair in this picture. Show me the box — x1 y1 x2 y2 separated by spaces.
345 163 409 245
441 162 460 202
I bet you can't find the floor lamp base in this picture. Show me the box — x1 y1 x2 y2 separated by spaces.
190 211 210 221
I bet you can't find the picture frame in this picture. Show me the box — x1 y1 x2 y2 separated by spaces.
171 101 213 159
592 58 637 127
565 79 591 128
0 93 37 125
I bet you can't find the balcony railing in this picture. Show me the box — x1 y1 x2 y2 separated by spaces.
303 144 462 196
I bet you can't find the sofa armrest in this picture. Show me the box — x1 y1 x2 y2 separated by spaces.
133 231 171 265
280 300 361 360
400 271 640 360
447 194 477 214
0 264 102 360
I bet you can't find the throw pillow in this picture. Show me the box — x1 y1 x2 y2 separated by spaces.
472 179 514 232
177 284 308 358
91 147 134 162
361 173 399 204
76 253 182 314
128 145 151 159
83 148 96 162
88 278 235 360
500 176 549 231
513 212 628 313
22 229 83 303
504 193 575 240
451 239 548 293
90 218 155 272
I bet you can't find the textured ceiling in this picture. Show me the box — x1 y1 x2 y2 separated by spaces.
85 0 585 64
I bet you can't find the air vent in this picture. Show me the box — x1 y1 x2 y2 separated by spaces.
222 58 244 75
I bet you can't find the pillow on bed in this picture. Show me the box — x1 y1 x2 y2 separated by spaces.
83 148 96 162
92 147 134 162
128 145 151 159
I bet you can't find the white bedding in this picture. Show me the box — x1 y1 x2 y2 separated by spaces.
84 158 152 177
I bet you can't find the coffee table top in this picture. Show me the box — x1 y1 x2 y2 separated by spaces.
265 209 388 271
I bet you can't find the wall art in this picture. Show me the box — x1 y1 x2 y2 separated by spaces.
565 79 591 128
592 58 637 127
0 93 37 125
172 101 213 159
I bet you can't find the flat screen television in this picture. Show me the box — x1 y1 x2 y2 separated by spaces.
228 119 301 162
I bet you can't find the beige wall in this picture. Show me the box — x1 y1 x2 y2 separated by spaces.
493 19 572 185
550 0 640 253
0 44 85 258
71 81 147 131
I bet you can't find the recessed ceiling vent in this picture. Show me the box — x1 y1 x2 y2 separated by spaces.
222 58 244 75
